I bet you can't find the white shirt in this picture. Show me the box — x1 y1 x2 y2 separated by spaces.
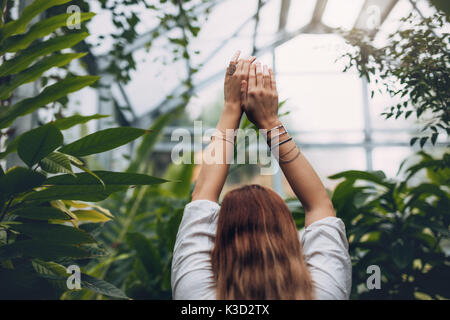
171 200 352 300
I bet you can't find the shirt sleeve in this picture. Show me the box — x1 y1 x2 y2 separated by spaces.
299 217 352 300
171 200 220 300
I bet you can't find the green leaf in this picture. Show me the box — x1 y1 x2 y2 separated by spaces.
18 124 63 167
81 273 129 299
126 232 162 277
71 163 105 188
44 171 168 186
72 210 111 223
0 32 89 77
0 167 46 197
391 239 413 270
161 161 194 198
0 0 72 42
53 114 109 131
10 206 71 220
31 259 69 291
10 223 95 244
328 170 392 188
0 135 19 159
59 127 148 157
40 152 74 176
32 259 67 278
0 76 100 129
23 185 128 202
127 107 182 173
0 12 95 54
0 240 89 260
0 53 87 100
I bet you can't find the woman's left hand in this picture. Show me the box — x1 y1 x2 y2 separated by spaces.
224 51 255 114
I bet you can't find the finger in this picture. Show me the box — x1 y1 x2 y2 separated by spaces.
263 65 271 89
236 59 244 73
255 62 263 87
241 56 253 74
231 50 240 64
240 80 248 108
248 63 257 89
269 68 277 91
248 56 256 63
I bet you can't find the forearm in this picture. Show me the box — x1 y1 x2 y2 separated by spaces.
264 119 335 226
191 105 241 203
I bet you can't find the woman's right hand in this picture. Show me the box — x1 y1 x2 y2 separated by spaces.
241 63 281 130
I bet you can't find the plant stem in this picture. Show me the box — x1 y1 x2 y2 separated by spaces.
0 197 13 221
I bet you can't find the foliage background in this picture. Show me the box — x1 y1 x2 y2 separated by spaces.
0 0 449 300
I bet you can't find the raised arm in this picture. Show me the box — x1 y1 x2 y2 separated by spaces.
191 53 255 203
242 63 335 227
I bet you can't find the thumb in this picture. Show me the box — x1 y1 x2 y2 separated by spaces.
240 80 248 109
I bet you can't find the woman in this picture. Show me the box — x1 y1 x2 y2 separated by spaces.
171 51 352 300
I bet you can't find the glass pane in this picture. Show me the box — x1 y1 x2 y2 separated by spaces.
321 0 365 30
255 0 281 48
285 0 316 32
277 74 365 132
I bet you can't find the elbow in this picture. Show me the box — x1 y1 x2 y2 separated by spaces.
306 196 336 217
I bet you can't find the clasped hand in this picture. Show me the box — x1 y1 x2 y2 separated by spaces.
224 51 281 130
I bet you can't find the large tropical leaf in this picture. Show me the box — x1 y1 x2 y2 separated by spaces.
329 170 393 188
0 0 72 42
0 32 89 77
17 124 63 167
0 12 95 54
44 171 168 186
23 185 128 202
0 240 89 260
0 53 87 99
59 127 148 157
10 223 95 245
10 206 70 220
53 114 109 131
0 167 46 197
0 75 99 129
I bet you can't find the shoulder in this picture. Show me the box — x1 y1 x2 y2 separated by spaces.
299 216 352 300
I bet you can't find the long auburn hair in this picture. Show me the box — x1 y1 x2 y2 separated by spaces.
211 184 314 299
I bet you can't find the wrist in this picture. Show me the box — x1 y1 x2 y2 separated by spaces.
259 118 282 130
223 102 242 118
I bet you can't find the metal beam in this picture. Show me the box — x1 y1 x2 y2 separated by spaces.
132 0 401 128
252 0 264 55
278 0 291 32
310 0 328 25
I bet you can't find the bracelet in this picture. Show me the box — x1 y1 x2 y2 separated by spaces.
271 137 293 150
269 130 288 144
263 124 284 140
279 144 297 160
279 149 301 164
